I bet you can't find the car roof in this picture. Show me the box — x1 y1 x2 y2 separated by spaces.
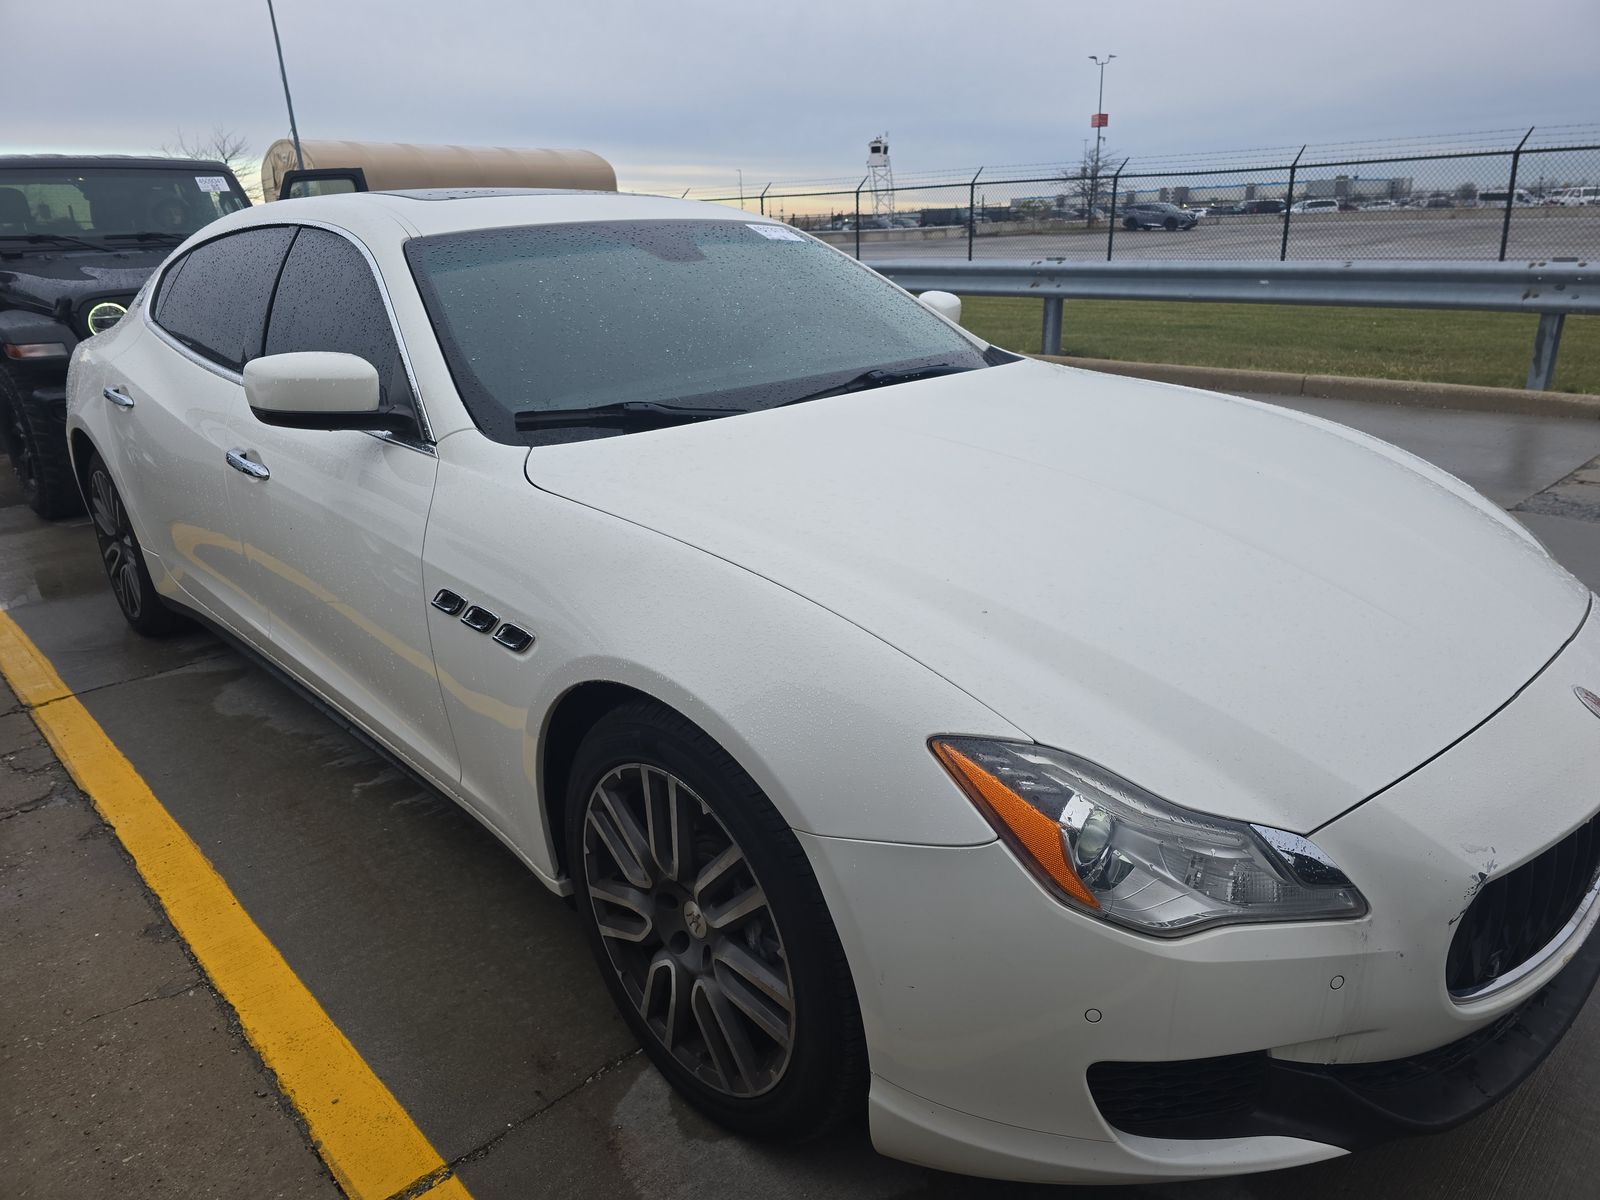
0 154 235 173
209 188 769 242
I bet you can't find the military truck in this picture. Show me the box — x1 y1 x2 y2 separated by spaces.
0 155 250 516
259 138 615 200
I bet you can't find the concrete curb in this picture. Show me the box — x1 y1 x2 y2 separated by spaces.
1033 355 1600 419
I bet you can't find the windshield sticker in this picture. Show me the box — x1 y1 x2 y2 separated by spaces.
194 175 230 193
747 223 805 242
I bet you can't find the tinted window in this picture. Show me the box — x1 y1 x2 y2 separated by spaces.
154 226 295 371
406 219 990 444
0 166 248 239
265 227 412 411
285 177 358 199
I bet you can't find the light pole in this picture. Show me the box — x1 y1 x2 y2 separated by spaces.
1088 54 1115 172
1087 53 1115 222
266 0 304 170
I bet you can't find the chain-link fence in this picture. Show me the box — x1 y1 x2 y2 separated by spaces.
689 130 1600 263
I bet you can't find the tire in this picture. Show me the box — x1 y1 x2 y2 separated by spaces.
566 699 866 1140
1163 217 1179 231
0 366 83 519
1123 217 1138 231
83 451 185 637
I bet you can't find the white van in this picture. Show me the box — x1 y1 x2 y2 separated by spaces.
1553 186 1600 207
1289 198 1340 213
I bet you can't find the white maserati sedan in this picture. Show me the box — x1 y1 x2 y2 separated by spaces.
65 190 1600 1184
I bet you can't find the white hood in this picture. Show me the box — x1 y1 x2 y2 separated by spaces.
525 359 1588 832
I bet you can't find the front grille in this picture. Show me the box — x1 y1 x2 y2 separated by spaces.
1446 812 1600 996
1087 1053 1267 1135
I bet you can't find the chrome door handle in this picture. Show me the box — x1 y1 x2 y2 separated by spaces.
103 387 135 408
225 449 270 480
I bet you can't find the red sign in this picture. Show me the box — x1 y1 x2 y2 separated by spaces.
1090 113 1109 128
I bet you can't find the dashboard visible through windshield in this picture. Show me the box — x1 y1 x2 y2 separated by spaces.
405 219 1002 445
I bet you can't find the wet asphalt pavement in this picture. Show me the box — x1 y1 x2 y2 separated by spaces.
7 393 1600 1199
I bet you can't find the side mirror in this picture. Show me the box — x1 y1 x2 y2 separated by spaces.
243 351 406 432
918 290 962 325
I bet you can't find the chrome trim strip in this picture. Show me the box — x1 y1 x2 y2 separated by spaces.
364 428 437 458
144 313 245 386
291 217 436 446
1451 870 1600 1004
140 217 436 445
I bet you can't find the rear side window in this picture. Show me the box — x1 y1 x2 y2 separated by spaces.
154 226 295 372
264 227 413 411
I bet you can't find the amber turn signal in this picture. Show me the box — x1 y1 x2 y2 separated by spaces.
931 740 1100 909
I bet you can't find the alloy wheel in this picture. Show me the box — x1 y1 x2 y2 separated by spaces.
582 763 796 1098
89 468 143 621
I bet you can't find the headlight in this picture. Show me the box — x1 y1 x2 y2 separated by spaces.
931 738 1366 936
85 301 128 337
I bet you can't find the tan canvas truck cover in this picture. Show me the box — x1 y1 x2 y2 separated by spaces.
261 140 617 200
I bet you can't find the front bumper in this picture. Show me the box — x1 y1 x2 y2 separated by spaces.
799 604 1600 1183
1089 923 1600 1148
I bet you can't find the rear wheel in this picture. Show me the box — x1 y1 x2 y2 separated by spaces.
566 699 866 1139
0 366 82 519
1123 217 1138 231
85 452 184 637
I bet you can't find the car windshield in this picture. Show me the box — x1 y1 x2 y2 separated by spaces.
0 167 248 242
405 218 997 444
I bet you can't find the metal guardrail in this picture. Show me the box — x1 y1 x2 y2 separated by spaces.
866 258 1595 391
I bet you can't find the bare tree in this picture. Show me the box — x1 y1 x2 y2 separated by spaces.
1060 143 1119 226
161 126 250 173
159 127 259 200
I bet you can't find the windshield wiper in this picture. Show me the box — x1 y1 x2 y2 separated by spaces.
0 232 104 250
778 362 974 407
513 400 742 431
102 232 186 245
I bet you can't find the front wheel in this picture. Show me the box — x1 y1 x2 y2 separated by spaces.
1123 217 1138 230
85 452 184 637
0 368 83 519
1163 217 1179 231
567 699 866 1139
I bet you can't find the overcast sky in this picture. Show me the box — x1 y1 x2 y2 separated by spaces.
9 0 1597 194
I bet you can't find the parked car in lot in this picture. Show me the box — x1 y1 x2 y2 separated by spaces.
67 189 1600 1185
1478 189 1539 208
1289 198 1340 214
1553 186 1600 207
0 155 249 516
1238 198 1286 215
1119 201 1198 230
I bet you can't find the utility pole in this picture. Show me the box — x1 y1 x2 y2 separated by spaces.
266 0 304 170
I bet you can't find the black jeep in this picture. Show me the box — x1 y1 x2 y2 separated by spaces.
0 156 250 516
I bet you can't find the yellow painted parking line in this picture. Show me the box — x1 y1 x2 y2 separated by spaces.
0 611 474 1200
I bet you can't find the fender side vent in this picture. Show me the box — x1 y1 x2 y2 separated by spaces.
492 624 534 653
431 589 465 615
460 605 498 632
